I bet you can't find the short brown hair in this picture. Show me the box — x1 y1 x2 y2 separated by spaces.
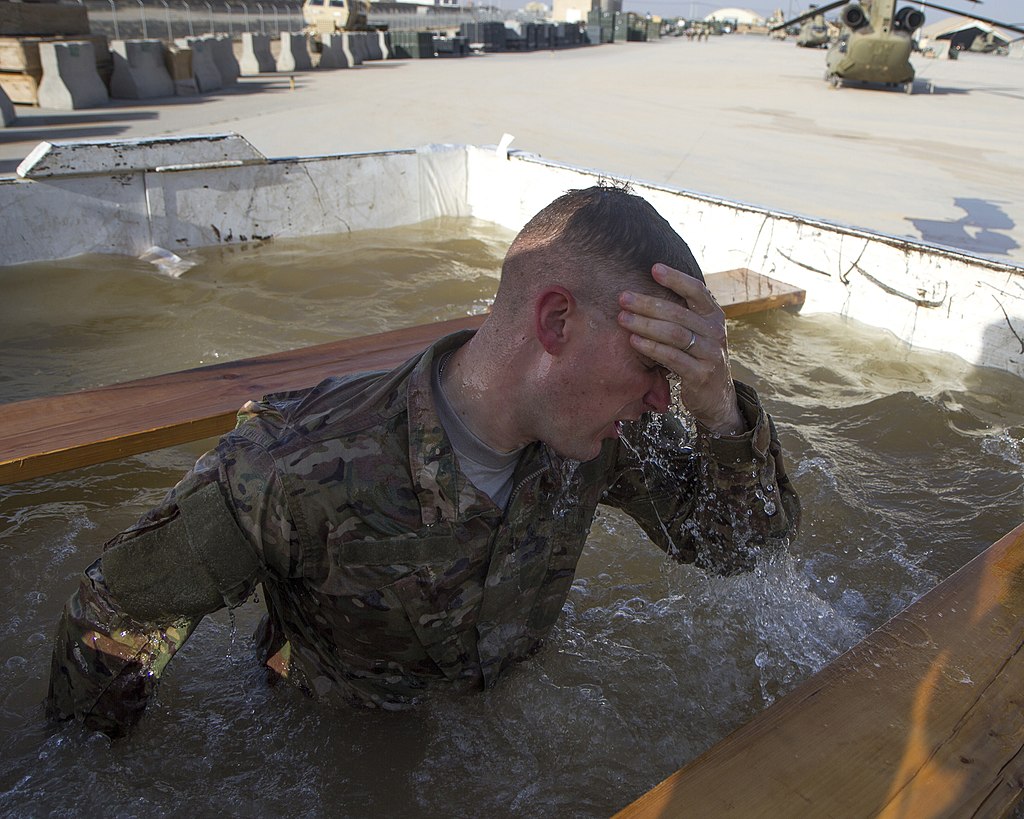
492 184 704 317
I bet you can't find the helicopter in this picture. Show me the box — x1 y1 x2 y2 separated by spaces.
796 6 832 47
771 0 1024 93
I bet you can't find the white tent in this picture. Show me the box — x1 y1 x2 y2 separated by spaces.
703 7 764 25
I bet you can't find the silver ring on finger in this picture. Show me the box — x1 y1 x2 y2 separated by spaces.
683 329 697 352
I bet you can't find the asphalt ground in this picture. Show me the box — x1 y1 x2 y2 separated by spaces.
2 35 1022 263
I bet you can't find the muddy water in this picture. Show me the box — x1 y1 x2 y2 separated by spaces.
0 218 506 403
1 220 1023 817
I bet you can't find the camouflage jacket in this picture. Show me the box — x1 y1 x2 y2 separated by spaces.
48 330 799 736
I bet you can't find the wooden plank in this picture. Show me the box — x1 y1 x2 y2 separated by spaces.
708 267 806 317
615 520 1024 819
0 34 111 104
0 37 42 72
0 34 111 72
0 269 804 485
0 315 486 485
0 69 39 104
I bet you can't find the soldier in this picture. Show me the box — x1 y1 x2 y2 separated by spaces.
47 184 800 737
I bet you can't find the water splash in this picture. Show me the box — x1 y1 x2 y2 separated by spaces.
551 458 583 520
982 428 1024 469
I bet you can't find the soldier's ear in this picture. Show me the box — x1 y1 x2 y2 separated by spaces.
534 286 575 355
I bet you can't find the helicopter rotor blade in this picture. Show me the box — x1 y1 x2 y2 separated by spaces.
770 0 848 32
911 0 1024 36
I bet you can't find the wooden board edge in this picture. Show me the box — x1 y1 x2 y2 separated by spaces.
613 521 1024 818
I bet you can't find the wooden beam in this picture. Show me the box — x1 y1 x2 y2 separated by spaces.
615 520 1024 819
707 267 806 317
0 315 485 485
0 269 804 485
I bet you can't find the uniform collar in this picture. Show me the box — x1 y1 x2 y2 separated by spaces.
406 330 480 526
405 330 563 527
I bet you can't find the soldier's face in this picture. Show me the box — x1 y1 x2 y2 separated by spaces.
544 308 671 462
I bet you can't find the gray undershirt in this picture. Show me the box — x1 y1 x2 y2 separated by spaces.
432 352 523 510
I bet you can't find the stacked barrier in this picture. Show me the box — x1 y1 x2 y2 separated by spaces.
342 32 364 65
363 31 383 61
277 31 312 71
211 35 240 84
37 40 109 109
110 39 175 99
175 36 222 91
239 33 276 74
318 33 349 69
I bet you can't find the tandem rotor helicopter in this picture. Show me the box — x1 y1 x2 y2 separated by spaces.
771 0 1024 93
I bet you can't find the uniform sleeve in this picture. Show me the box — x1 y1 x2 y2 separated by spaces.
603 380 800 575
46 432 293 737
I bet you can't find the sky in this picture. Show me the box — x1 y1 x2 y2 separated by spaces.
626 0 1024 27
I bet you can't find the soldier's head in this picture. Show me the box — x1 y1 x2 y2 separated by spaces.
482 185 703 461
490 183 704 324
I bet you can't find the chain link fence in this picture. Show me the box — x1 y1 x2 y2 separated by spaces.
83 0 307 41
80 0 516 41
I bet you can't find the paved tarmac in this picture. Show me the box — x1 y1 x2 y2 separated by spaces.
2 35 1022 263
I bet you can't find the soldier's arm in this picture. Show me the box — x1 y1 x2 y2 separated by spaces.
604 381 800 575
46 436 285 737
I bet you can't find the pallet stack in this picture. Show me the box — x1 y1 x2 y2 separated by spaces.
0 0 110 104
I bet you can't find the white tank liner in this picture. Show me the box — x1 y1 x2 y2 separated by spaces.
0 134 1020 379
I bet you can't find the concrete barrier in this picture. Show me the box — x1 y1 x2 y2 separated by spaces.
318 33 350 69
277 32 312 72
365 31 384 61
342 32 364 65
109 39 175 100
174 37 222 92
0 84 15 126
239 32 276 74
212 35 240 84
36 40 109 110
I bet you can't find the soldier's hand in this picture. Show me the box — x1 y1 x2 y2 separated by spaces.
617 263 746 436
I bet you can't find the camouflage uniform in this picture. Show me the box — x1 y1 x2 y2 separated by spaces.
47 330 799 736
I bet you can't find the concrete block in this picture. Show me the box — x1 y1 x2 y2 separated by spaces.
174 36 222 92
36 40 108 110
0 83 15 127
239 32 276 74
276 32 312 72
211 35 240 84
109 39 175 99
318 33 349 69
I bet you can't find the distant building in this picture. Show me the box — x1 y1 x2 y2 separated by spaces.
920 15 1012 53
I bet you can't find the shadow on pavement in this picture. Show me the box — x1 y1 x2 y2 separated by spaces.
906 197 1019 257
